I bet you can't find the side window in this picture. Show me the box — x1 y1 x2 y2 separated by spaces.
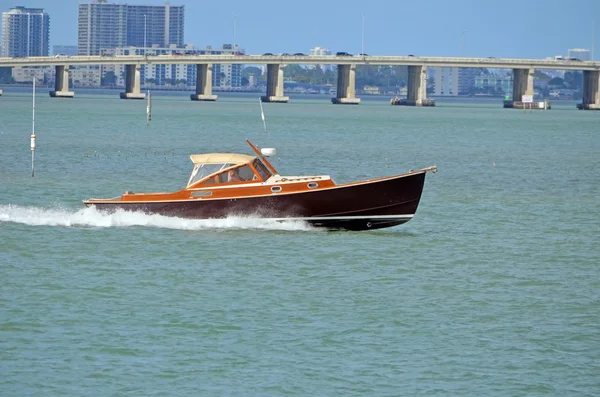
253 159 271 180
237 165 254 181
218 172 229 183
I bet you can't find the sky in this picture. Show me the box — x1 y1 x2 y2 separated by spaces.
1 0 598 60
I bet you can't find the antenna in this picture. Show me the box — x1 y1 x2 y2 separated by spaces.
233 14 237 52
31 77 36 177
361 14 364 56
259 98 267 133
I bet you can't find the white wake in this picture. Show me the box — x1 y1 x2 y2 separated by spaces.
0 204 315 231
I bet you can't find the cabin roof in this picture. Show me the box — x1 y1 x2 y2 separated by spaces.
189 153 255 165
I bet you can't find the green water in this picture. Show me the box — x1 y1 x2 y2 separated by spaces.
1 89 599 396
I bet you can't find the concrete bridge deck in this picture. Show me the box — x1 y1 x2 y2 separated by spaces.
1 55 599 71
1 55 598 109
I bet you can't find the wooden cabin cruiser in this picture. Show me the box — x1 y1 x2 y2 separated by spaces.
84 140 437 231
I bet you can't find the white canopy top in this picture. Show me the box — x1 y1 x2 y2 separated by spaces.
189 153 255 165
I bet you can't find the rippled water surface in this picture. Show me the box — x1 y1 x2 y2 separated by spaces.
1 89 599 396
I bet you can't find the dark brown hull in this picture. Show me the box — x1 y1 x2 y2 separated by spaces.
85 172 427 231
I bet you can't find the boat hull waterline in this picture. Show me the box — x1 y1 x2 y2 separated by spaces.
86 172 428 231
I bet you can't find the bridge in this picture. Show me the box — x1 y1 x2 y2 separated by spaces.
1 55 599 109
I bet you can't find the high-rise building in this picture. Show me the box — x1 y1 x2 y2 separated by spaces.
126 3 184 48
433 67 459 96
433 67 482 96
78 1 127 55
1 6 50 57
78 0 184 55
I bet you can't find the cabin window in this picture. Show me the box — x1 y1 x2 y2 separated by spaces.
219 165 255 183
253 159 271 180
307 182 318 188
271 186 282 193
188 163 234 186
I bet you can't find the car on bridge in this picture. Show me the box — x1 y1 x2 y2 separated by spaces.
336 51 352 56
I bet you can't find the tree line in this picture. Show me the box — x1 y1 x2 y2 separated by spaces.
242 65 409 88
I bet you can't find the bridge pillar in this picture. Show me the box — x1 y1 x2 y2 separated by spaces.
261 64 289 103
503 68 535 108
331 64 360 104
190 64 218 101
577 70 600 110
49 65 74 98
120 64 145 100
392 65 434 106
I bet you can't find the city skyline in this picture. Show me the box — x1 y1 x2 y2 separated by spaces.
0 0 598 60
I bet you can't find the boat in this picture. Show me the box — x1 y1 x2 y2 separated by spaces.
83 140 437 231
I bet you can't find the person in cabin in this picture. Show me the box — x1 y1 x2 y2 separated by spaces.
228 169 241 182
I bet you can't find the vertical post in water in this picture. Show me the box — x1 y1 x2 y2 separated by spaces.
31 77 36 177
259 97 267 133
146 90 152 125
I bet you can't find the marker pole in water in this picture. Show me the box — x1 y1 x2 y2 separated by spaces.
146 90 152 125
259 98 267 133
31 77 36 177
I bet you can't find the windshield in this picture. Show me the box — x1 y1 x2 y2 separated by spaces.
187 163 234 186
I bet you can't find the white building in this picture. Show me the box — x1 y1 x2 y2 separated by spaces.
432 67 482 96
70 67 102 87
108 44 245 89
567 48 591 61
11 65 101 87
310 46 331 56
309 46 333 71
433 67 459 96
11 66 52 83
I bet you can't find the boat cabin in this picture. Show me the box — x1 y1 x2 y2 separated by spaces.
186 153 275 188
